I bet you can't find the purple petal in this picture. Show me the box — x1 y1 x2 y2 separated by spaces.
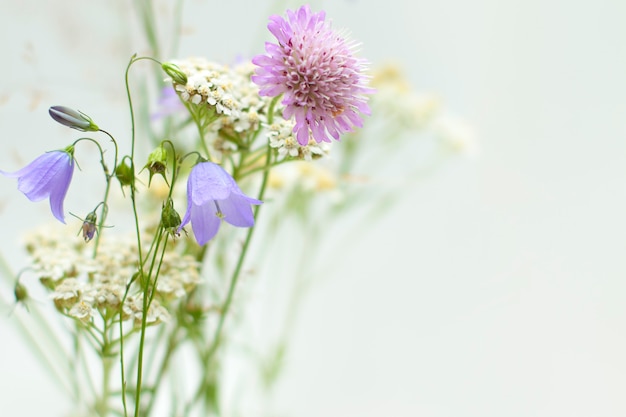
47 160 74 223
189 162 234 204
17 153 68 201
295 125 309 146
252 53 275 67
178 177 194 231
219 193 262 227
190 202 221 245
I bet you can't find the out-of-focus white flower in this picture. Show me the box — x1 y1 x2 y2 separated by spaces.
25 226 202 326
127 295 170 327
68 300 94 323
51 278 82 309
267 119 331 161
434 116 479 157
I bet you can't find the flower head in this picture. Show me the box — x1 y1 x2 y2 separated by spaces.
178 161 262 245
252 4 373 145
1 148 75 223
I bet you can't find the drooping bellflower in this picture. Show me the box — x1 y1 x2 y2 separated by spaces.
1 148 75 223
251 4 373 145
178 161 262 245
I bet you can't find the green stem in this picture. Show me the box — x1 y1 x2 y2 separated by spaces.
93 129 120 256
95 318 114 416
210 144 271 353
120 53 148 417
142 325 181 416
191 109 212 158
133 225 170 417
188 141 273 411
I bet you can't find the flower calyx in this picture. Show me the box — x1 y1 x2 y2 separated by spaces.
143 145 168 187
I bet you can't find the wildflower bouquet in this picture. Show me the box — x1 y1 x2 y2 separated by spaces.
0 3 468 416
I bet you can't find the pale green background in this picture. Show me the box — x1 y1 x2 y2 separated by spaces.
0 0 625 416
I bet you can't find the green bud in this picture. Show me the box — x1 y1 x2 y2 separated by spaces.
14 281 28 303
162 62 188 85
115 160 133 193
144 146 168 186
49 106 99 132
81 211 97 242
161 198 182 236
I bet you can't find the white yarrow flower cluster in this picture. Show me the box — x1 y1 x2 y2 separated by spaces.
267 119 330 161
169 58 273 162
170 58 268 128
24 227 201 326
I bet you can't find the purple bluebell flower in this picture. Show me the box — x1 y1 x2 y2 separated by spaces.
178 162 262 245
1 148 75 223
251 4 374 145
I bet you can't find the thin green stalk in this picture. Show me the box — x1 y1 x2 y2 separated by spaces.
191 110 212 157
120 53 148 417
119 57 173 416
142 325 181 416
75 332 98 405
187 141 273 412
208 142 272 355
93 129 119 256
133 225 170 417
95 318 114 416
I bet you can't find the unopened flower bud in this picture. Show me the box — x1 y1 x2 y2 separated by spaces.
115 160 133 193
81 211 97 242
144 146 168 186
162 62 188 85
14 281 28 303
49 106 99 132
161 198 182 237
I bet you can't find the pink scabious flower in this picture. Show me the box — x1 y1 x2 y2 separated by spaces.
1 147 75 223
252 4 373 146
178 161 262 245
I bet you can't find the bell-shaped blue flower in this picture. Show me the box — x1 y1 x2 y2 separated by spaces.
1 147 75 223
179 161 262 245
